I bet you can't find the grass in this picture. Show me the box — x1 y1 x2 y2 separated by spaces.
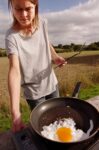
0 57 30 131
0 51 99 131
0 102 30 132
79 84 99 100
54 51 99 97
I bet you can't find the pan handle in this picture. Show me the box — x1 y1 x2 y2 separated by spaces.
72 82 82 98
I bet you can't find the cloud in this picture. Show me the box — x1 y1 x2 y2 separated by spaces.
0 0 99 48
42 0 99 45
0 8 12 48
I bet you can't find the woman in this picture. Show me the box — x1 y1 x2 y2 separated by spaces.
5 0 66 132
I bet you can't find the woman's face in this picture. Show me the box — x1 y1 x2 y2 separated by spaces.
12 0 36 27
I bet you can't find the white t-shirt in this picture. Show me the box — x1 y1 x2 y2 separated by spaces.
5 18 58 100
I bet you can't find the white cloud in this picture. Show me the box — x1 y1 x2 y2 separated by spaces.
42 0 99 45
0 9 12 48
0 0 99 48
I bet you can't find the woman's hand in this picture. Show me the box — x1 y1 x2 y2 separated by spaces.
12 113 26 132
53 55 66 67
50 44 67 68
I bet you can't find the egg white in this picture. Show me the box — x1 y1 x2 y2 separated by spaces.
41 118 91 142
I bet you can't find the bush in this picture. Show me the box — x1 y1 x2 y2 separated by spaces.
0 51 7 57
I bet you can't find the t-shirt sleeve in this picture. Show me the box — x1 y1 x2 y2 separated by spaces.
42 18 50 45
5 33 18 56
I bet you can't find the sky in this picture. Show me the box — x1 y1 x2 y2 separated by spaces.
0 0 99 48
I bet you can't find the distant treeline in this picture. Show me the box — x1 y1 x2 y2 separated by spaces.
0 48 7 57
54 41 99 53
0 41 99 57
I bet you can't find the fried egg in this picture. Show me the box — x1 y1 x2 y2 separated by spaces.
41 118 93 142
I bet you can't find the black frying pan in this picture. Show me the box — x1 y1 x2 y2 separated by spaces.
30 97 99 146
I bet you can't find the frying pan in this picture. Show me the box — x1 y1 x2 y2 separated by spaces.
30 96 99 146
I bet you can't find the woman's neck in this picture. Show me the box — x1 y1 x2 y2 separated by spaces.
14 23 37 37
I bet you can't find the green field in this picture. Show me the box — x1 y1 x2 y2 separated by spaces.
0 51 99 131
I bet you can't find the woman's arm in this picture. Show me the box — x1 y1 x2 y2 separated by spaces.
50 44 66 66
8 54 25 132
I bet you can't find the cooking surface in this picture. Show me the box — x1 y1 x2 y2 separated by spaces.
13 126 47 150
12 125 99 150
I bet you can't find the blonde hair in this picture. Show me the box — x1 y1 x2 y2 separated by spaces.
8 0 39 32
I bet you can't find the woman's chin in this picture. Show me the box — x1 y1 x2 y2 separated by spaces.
20 22 31 27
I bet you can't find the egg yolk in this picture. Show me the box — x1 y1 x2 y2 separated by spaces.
56 127 72 142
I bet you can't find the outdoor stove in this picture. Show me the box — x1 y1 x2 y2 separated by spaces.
12 124 99 150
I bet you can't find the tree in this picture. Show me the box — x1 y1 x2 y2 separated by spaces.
57 44 63 49
86 43 99 50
